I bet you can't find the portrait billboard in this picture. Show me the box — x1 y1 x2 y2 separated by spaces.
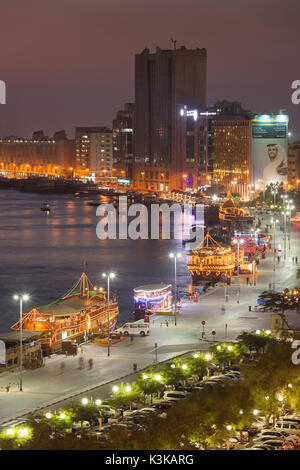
251 115 288 188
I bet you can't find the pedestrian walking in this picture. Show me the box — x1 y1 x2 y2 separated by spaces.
130 335 134 343
296 256 298 265
277 255 280 264
88 358 93 370
246 277 249 285
292 257 294 264
78 357 84 369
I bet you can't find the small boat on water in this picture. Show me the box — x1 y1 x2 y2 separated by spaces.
41 201 50 212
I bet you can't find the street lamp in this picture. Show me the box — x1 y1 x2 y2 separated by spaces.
102 272 115 357
281 211 288 260
286 201 294 252
271 218 279 289
271 188 278 205
232 238 244 303
169 252 181 326
13 294 29 391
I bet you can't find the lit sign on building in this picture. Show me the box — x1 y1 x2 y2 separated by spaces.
251 114 289 188
180 107 217 120
118 178 130 185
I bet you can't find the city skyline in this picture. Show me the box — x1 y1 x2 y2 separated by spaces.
0 0 300 139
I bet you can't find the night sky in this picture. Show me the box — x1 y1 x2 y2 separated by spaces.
0 0 299 138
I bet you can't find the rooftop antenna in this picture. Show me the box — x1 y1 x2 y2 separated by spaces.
171 38 177 50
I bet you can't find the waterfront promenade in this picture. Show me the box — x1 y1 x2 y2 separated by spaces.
0 216 299 425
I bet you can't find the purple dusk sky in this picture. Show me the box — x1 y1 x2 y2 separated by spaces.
0 0 299 138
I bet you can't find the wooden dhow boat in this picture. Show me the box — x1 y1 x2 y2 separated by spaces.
11 272 119 354
187 232 236 283
219 192 250 223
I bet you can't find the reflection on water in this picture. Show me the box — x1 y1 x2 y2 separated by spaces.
0 190 191 331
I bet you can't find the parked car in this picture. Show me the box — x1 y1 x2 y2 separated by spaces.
163 391 187 401
255 429 284 439
154 401 174 412
137 407 156 414
98 404 118 416
276 441 294 451
284 434 300 446
71 421 90 431
224 373 240 381
260 439 286 449
275 421 300 435
186 386 206 392
282 415 300 425
250 444 275 451
253 434 283 443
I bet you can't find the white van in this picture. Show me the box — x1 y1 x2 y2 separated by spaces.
118 322 150 336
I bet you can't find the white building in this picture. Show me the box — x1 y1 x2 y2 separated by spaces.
75 127 113 180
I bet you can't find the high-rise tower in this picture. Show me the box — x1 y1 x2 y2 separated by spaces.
134 46 207 168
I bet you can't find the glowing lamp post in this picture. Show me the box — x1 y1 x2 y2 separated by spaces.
102 272 115 357
271 218 279 289
169 252 181 326
13 294 29 391
233 238 244 303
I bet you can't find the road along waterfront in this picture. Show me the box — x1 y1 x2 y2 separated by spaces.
1 208 299 424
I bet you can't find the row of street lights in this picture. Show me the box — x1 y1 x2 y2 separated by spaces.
14 273 116 394
13 294 29 392
11 255 179 391
102 272 115 357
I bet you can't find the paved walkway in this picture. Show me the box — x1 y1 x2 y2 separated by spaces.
0 213 299 424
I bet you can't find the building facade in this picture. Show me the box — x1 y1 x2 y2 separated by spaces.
75 127 113 180
0 132 75 177
213 116 252 196
133 46 207 190
288 141 300 189
0 331 43 371
112 103 134 181
173 106 216 189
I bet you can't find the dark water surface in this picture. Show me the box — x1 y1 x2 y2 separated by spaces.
0 190 191 331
